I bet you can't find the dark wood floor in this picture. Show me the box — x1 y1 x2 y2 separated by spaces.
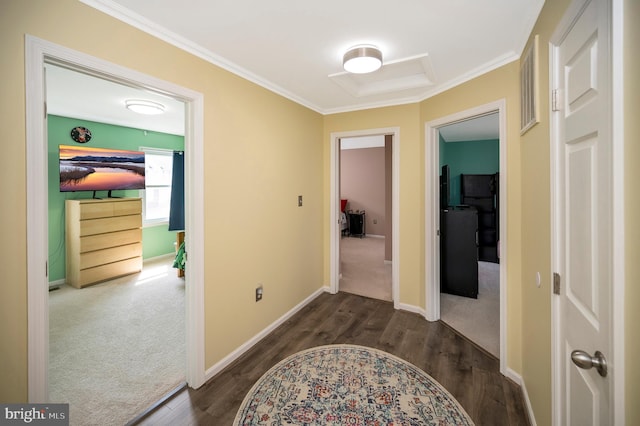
137 292 530 425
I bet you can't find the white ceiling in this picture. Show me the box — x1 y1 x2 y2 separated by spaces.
80 0 543 115
45 63 186 136
49 0 542 136
439 113 499 142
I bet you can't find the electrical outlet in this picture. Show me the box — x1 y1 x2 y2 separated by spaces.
255 285 263 302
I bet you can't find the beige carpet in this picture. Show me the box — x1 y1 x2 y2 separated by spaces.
339 236 392 301
49 257 185 426
440 261 500 357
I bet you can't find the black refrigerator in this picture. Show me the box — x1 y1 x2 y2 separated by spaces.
440 207 479 298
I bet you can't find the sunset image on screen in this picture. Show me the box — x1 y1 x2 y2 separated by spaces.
59 145 145 192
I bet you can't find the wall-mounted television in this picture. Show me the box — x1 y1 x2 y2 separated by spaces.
59 145 145 197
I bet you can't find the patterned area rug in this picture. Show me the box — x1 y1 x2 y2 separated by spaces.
234 344 474 425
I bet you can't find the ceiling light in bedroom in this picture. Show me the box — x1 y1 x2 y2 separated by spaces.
343 45 383 74
125 99 165 115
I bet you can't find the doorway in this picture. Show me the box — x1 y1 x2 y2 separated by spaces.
45 62 187 422
339 135 392 301
330 127 400 307
438 114 500 357
25 36 206 404
425 100 507 373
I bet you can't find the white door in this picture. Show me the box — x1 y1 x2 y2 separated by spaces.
552 0 613 424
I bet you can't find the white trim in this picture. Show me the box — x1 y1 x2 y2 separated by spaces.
424 99 508 375
395 302 425 317
80 0 322 114
143 252 175 263
25 35 206 402
184 90 206 389
505 368 538 426
26 35 50 403
204 287 328 381
611 0 625 423
79 0 538 116
48 279 66 289
549 29 563 426
329 128 400 307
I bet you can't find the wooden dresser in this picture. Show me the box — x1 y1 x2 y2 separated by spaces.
65 198 143 288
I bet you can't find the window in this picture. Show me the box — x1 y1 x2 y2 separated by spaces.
140 148 174 225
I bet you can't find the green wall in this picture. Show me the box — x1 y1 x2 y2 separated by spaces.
441 139 499 206
48 115 184 283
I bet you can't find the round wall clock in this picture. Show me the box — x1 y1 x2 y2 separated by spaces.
70 126 92 143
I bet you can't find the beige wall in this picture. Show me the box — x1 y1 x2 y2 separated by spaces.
625 0 640 423
0 0 324 402
518 0 571 423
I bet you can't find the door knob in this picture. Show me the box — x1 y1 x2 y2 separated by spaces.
571 350 607 377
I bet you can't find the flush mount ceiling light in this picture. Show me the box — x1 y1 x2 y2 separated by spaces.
125 99 165 115
343 45 383 74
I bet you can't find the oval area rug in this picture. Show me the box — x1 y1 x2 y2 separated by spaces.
234 344 474 425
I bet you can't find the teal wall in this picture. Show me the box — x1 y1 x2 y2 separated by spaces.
441 139 499 206
48 115 184 283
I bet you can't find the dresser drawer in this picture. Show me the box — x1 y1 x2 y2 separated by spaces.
80 242 142 270
80 214 142 237
78 257 143 287
80 228 142 253
79 199 142 220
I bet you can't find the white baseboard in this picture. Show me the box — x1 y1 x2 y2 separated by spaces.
143 252 175 263
506 367 536 426
395 302 426 317
204 286 329 381
48 278 65 289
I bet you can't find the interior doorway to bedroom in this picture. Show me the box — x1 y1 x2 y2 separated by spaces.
330 127 399 305
338 135 392 301
45 62 187 424
25 35 205 422
437 114 501 358
425 100 507 372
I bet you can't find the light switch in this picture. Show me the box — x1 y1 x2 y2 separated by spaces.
298 195 303 206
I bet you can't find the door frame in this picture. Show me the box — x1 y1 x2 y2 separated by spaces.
550 0 625 423
26 35 206 401
424 99 507 374
329 127 400 306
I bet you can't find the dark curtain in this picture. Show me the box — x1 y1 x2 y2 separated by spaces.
168 151 185 231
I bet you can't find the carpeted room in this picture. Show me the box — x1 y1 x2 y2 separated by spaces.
48 258 185 426
46 100 187 424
